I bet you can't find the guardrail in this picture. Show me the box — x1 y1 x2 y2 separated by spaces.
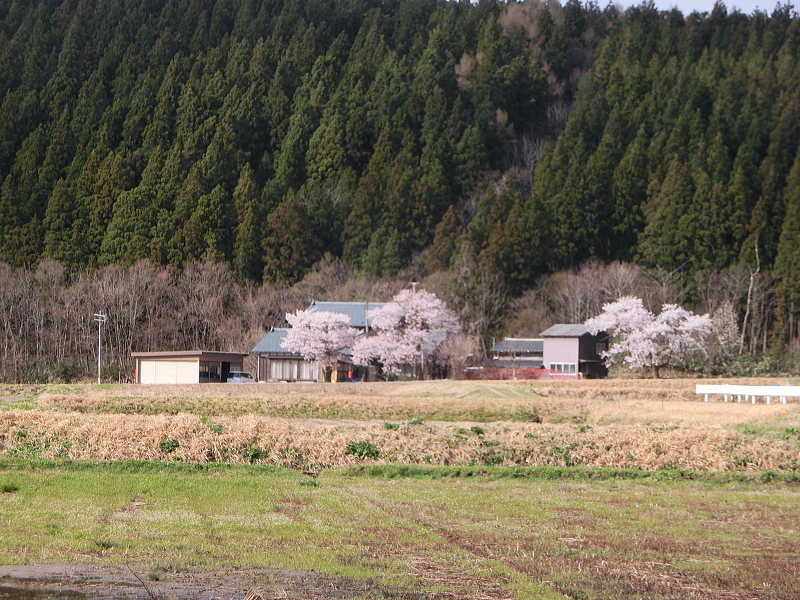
696 384 800 404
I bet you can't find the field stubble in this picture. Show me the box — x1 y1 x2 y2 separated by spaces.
2 379 799 472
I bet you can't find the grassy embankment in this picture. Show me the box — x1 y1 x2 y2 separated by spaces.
1 379 800 599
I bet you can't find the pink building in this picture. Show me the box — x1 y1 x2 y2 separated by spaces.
540 324 608 379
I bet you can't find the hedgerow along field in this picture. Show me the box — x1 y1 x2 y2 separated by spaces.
1 379 800 599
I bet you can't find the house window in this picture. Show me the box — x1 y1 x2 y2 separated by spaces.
596 342 607 354
270 359 318 381
550 363 576 374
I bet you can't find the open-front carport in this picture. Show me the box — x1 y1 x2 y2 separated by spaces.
132 351 250 384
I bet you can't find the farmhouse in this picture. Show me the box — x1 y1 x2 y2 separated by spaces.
489 338 544 369
132 350 250 384
540 324 607 379
252 301 385 382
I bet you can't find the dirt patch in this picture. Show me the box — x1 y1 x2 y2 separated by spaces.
0 564 390 599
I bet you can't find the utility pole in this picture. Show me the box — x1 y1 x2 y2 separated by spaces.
409 281 422 379
94 312 107 384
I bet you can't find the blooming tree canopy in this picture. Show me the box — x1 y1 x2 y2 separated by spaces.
281 310 360 366
352 289 460 376
585 296 712 378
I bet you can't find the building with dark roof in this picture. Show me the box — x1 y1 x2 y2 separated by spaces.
251 302 386 382
540 324 607 379
489 338 544 369
306 301 385 329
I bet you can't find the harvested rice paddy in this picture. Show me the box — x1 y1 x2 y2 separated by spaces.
1 379 799 599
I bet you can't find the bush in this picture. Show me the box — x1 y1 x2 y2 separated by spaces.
159 438 179 453
53 361 83 383
345 441 380 459
243 446 263 464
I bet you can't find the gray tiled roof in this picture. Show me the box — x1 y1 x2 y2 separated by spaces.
251 328 297 355
490 338 543 355
540 324 594 337
307 301 386 328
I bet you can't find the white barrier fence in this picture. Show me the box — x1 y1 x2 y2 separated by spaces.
696 384 800 404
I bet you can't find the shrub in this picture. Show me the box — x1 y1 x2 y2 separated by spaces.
243 446 263 464
159 438 179 453
383 422 400 430
346 441 380 459
482 452 504 466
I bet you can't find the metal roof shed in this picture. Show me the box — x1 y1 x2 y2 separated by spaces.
132 350 250 384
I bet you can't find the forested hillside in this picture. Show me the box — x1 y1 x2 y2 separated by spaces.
2 0 800 380
0 0 608 278
524 2 800 345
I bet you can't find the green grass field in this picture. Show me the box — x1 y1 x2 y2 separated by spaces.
1 459 799 599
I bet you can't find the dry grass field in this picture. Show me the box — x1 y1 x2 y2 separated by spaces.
2 378 800 472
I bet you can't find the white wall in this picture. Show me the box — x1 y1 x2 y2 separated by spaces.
139 360 199 384
543 338 579 369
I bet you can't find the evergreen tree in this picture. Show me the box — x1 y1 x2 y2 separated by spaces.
611 124 648 260
232 163 263 282
774 145 800 345
99 186 159 266
262 193 320 286
638 158 695 272
42 178 76 263
0 174 20 263
342 124 393 265
426 205 460 273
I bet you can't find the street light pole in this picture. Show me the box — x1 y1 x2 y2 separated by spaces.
94 312 106 384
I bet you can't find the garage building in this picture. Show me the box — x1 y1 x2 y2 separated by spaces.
132 351 250 384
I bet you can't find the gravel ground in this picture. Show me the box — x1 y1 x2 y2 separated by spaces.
0 564 386 599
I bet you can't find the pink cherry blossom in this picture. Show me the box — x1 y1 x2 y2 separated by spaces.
281 310 360 365
585 296 711 377
352 289 460 376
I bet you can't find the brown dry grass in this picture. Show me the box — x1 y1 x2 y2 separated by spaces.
3 379 800 471
15 377 800 426
2 408 799 471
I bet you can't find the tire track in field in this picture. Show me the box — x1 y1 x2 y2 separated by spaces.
345 487 535 600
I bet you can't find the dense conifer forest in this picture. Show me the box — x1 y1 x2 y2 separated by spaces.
1 0 800 380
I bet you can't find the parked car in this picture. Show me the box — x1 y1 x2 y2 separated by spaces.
226 371 255 383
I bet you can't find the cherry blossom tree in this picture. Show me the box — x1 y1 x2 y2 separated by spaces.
585 296 712 378
352 289 460 378
281 310 360 378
